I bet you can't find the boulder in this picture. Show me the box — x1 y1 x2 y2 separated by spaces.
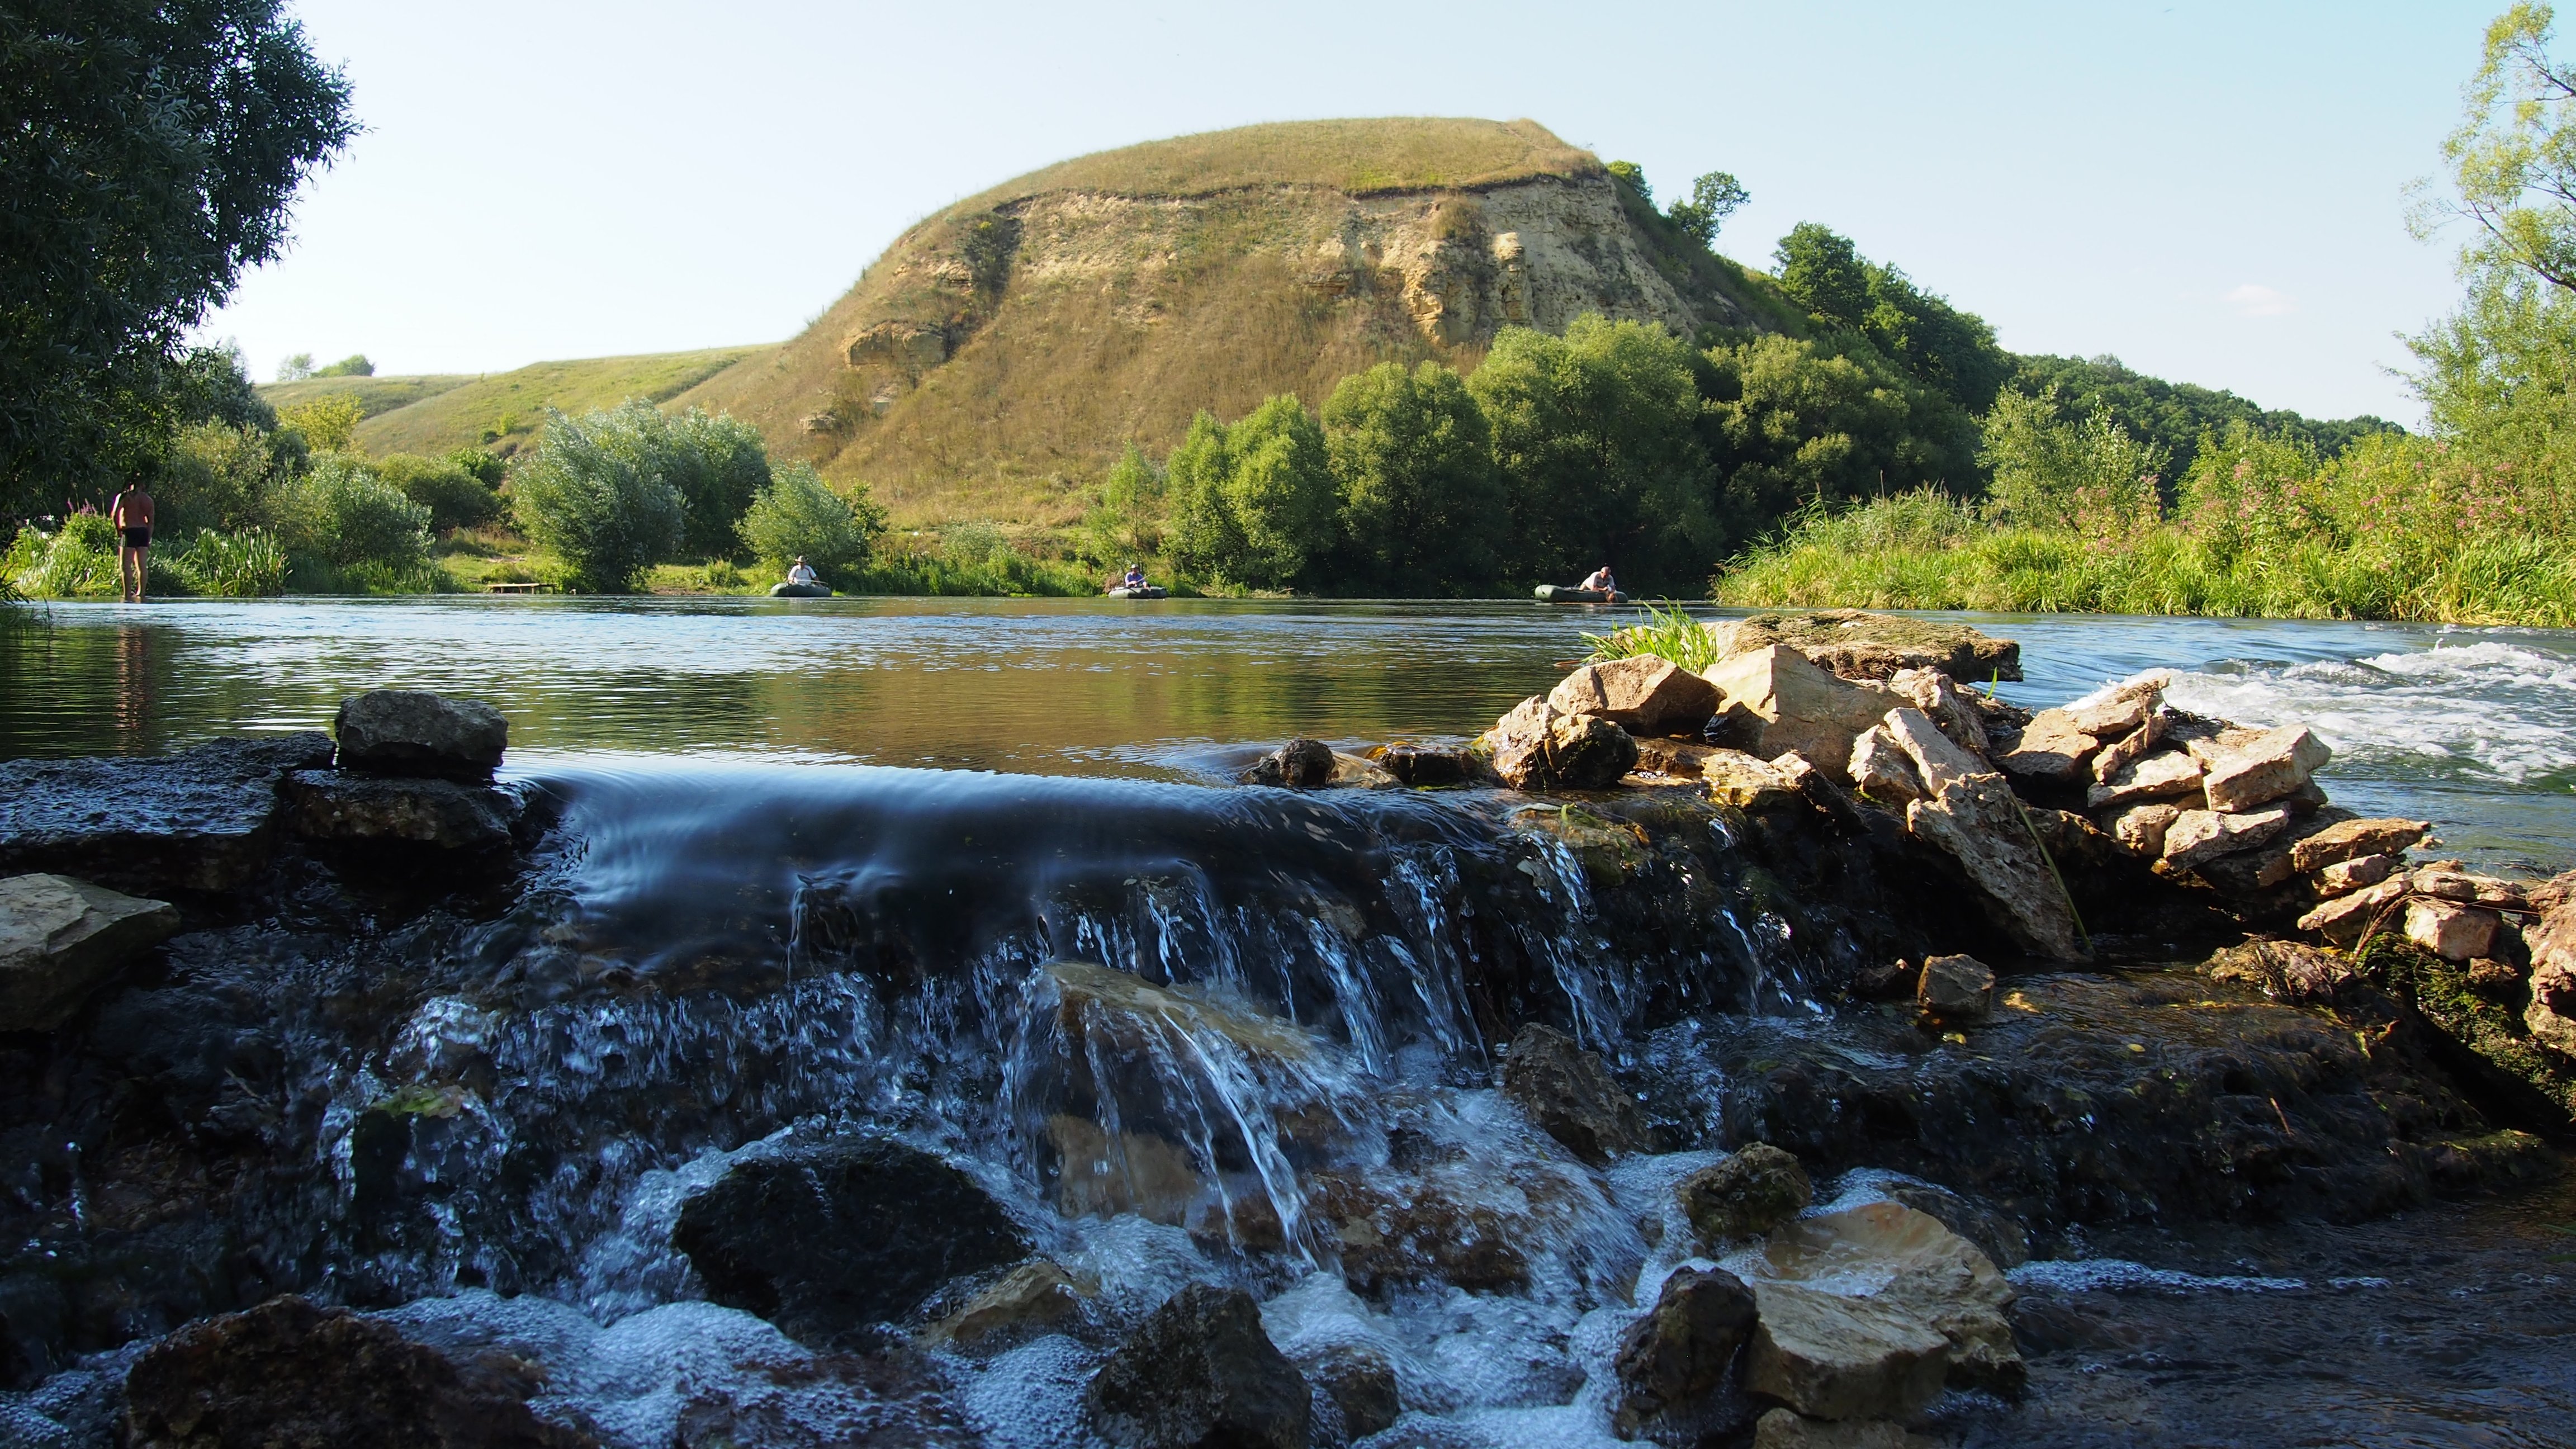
2410 867 2530 911
1372 742 1476 788
918 1258 1096 1349
1612 1266 1759 1439
1904 776 2086 960
672 1137 1033 1348
1632 737 1727 779
1846 727 1924 807
1756 1202 2021 1398
2161 806 2294 873
0 873 180 1030
2525 901 2576 1058
1992 709 2097 788
2089 712 2168 786
1751 1408 1911 1449
2289 817 2433 874
2404 898 2502 963
2317 853 2397 896
1740 1281 1950 1423
1239 738 1336 788
1481 698 1639 791
1915 954 1995 1026
1878 1182 2030 1271
333 690 509 782
1549 656 1721 736
2296 877 2408 948
282 771 523 851
1304 1346 1400 1441
1878 708 1985 793
1886 667 1993 757
1083 1284 1311 1449
1707 611 2021 683
1498 1022 1646 1166
2085 749 2205 811
1678 1143 1813 1247
1698 646 1895 783
2534 871 2576 916
2185 725 2331 813
0 733 334 894
2101 802 2180 858
121 1295 589 1449
1703 751 1812 811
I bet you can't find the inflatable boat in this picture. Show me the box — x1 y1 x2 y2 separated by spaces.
1105 585 1167 600
769 581 831 599
1532 585 1627 604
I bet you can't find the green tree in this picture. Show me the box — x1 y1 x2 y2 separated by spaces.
1322 361 1505 594
1161 398 1336 589
312 353 373 377
657 406 773 558
1469 315 1715 591
279 395 363 453
738 463 887 583
510 407 688 592
1079 444 1164 565
2 0 355 518
264 455 432 574
276 353 316 382
1977 386 2169 532
160 422 274 536
1666 172 1750 249
1163 412 1243 583
2011 353 2398 481
1604 160 1652 202
1772 223 2013 411
374 453 499 533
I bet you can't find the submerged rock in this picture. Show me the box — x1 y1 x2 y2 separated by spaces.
121 1295 589 1449
672 1137 1032 1348
0 873 179 1030
1550 656 1721 737
1613 1265 1758 1440
1678 1143 1813 1247
1304 1344 1400 1441
1240 738 1337 788
1499 1021 1647 1166
282 771 524 851
334 689 509 782
1084 1284 1311 1449
0 732 333 894
1707 610 2021 684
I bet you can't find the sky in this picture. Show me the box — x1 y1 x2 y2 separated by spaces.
198 1 2510 425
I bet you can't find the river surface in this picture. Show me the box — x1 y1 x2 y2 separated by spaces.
3 597 2574 1449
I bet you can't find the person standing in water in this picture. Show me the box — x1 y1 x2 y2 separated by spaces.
109 482 156 603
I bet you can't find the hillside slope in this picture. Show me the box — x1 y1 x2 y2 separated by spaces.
257 347 765 457
260 373 473 420
671 118 1780 527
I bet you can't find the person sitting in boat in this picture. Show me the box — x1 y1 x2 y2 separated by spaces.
785 556 820 586
1579 565 1617 594
1117 564 1147 591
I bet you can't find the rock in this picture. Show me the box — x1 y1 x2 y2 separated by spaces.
673 1137 1033 1348
2063 675 2167 738
1755 1202 2021 1398
1678 1143 1813 1247
334 690 509 782
1481 698 1639 791
1372 742 1475 787
2525 901 2576 1057
919 1258 1096 1349
1886 667 1992 756
1631 736 1727 779
2190 806 2355 896
1612 1266 1758 1439
2297 877 2409 948
2185 724 2331 813
2289 818 2434 874
0 873 180 1030
2206 938 2355 1005
1751 1408 1912 1449
2405 898 2502 963
2410 867 2530 911
1904 776 2087 960
1993 709 2098 788
1740 1281 1950 1423
1703 750 1812 811
2085 749 2205 811
1846 727 1925 807
1698 646 1896 783
2089 712 2168 786
0 733 334 894
1325 752 1402 789
2533 871 2576 916
2101 802 2180 858
2468 957 2522 987
1240 738 1336 788
1878 708 1985 793
121 1295 589 1449
1083 1284 1310 1449
281 771 523 851
1499 1022 1646 1166
1707 610 2021 683
1915 954 1995 1026
1304 1346 1400 1441
1705 698 1768 752
2317 854 2397 896
2160 806 2294 873
1550 656 1721 736
1878 1183 2030 1271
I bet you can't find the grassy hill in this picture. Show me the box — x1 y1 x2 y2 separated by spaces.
256 346 765 457
260 372 473 420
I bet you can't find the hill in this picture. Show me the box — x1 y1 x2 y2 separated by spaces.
255 346 763 457
668 117 1782 528
259 372 472 420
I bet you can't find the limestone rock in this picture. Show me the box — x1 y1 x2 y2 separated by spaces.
1498 1021 1646 1166
1905 776 2086 960
1846 727 1925 807
2524 901 2576 1058
1886 667 1993 756
1741 1281 1950 1423
1916 954 1995 1026
2410 866 2530 911
2186 725 2331 813
2297 876 2409 947
1612 1266 1758 1439
1751 1408 1912 1449
1549 656 1721 736
2161 806 2294 873
1481 698 1639 791
1756 1202 2021 1398
1993 708 2097 788
2289 817 2433 874
673 1137 1033 1348
1678 1143 1812 1247
2089 711 2168 786
0 733 333 894
2533 870 2576 916
0 873 180 1031
2317 853 2397 896
2085 749 2205 811
2405 898 2502 963
1879 707 1986 793
1304 1346 1400 1441
2206 938 2355 1005
1372 742 1477 787
1704 750 1813 811
2102 802 2180 859
1240 738 1336 788
1632 736 1727 780
333 690 509 782
282 771 524 851
1698 646 1896 783
122 1295 589 1449
1878 1182 2030 1271
2063 674 2167 738
1084 1284 1311 1449
1707 610 2021 683
919 1258 1096 1349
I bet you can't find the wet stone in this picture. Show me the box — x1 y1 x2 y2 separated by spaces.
334 690 509 782
282 771 524 851
1371 742 1476 788
1304 1345 1400 1441
1678 1143 1813 1247
1239 738 1336 788
0 873 180 1031
1916 954 1996 1026
1612 1265 1758 1441
1482 698 1638 791
1084 1284 1311 1449
0 733 333 895
1498 1021 1646 1166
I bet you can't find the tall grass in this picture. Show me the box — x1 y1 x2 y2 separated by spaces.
1582 600 1726 671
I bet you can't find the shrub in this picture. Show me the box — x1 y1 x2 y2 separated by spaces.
1323 360 1505 594
1078 445 1164 565
660 407 773 558
312 353 372 377
278 394 363 453
737 462 887 583
175 529 288 596
374 452 500 532
265 456 433 576
1163 397 1334 589
7 512 121 597
511 408 688 592
160 420 274 536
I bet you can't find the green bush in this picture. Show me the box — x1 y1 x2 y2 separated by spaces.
511 407 689 592
1078 445 1164 565
265 455 433 576
373 452 500 532
1163 396 1335 589
1323 360 1505 594
738 462 887 583
174 529 288 596
6 512 121 597
160 421 276 536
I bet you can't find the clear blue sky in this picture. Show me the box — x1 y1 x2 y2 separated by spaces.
199 0 2511 424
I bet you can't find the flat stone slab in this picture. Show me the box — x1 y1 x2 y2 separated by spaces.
281 772 524 850
1711 610 2021 683
0 734 333 893
0 873 179 1030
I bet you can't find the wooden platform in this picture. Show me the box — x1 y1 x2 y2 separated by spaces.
484 581 558 594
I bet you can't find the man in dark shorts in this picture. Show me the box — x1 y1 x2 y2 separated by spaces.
109 482 155 603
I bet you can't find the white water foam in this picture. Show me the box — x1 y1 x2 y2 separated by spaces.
2007 1259 2309 1295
